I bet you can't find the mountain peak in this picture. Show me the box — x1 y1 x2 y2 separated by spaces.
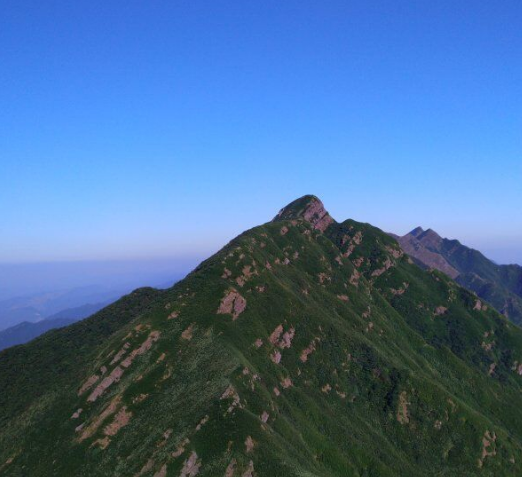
419 228 443 242
274 195 335 232
423 228 441 237
413 228 444 252
409 226 425 237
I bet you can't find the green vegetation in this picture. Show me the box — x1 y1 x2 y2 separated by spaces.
1 195 522 476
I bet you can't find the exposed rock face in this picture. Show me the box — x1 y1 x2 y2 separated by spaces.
300 339 318 362
87 366 124 402
78 374 99 396
180 451 201 477
78 396 122 442
110 342 131 365
83 330 160 403
217 289 247 320
434 306 448 316
153 464 167 477
269 325 284 345
396 229 459 279
121 331 161 368
300 197 334 232
270 350 282 364
322 383 332 393
181 324 194 341
220 385 242 414
103 406 132 437
371 258 393 277
172 438 190 458
225 459 236 477
397 391 410 424
269 324 295 349
478 430 497 468
242 461 255 477
274 195 334 232
245 435 255 452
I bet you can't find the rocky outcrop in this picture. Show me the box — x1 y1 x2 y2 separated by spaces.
217 289 247 320
397 391 410 425
180 451 201 477
274 195 334 232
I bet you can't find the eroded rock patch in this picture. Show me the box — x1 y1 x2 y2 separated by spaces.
217 290 247 320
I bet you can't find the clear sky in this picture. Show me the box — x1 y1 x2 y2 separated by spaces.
1 0 521 266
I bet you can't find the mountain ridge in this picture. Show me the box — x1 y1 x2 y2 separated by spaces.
1 195 522 476
397 227 522 325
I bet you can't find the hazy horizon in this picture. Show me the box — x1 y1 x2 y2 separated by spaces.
0 206 520 275
0 193 521 269
0 256 201 300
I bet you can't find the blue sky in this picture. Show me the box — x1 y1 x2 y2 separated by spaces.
1 0 521 265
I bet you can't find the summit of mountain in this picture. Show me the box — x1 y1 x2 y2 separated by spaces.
273 195 335 232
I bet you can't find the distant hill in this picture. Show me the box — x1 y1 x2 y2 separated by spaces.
47 301 112 321
2 196 522 475
0 304 41 331
0 317 75 352
0 301 111 351
397 227 522 325
0 286 125 331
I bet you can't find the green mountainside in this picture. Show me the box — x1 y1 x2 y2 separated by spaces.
397 228 522 325
2 196 522 476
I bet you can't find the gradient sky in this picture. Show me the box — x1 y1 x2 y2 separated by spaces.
1 0 521 266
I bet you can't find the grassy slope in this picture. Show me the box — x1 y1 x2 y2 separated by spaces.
1 201 522 476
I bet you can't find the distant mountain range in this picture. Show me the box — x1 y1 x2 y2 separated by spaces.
0 301 112 352
0 280 184 353
395 227 522 325
0 286 126 331
2 195 522 475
